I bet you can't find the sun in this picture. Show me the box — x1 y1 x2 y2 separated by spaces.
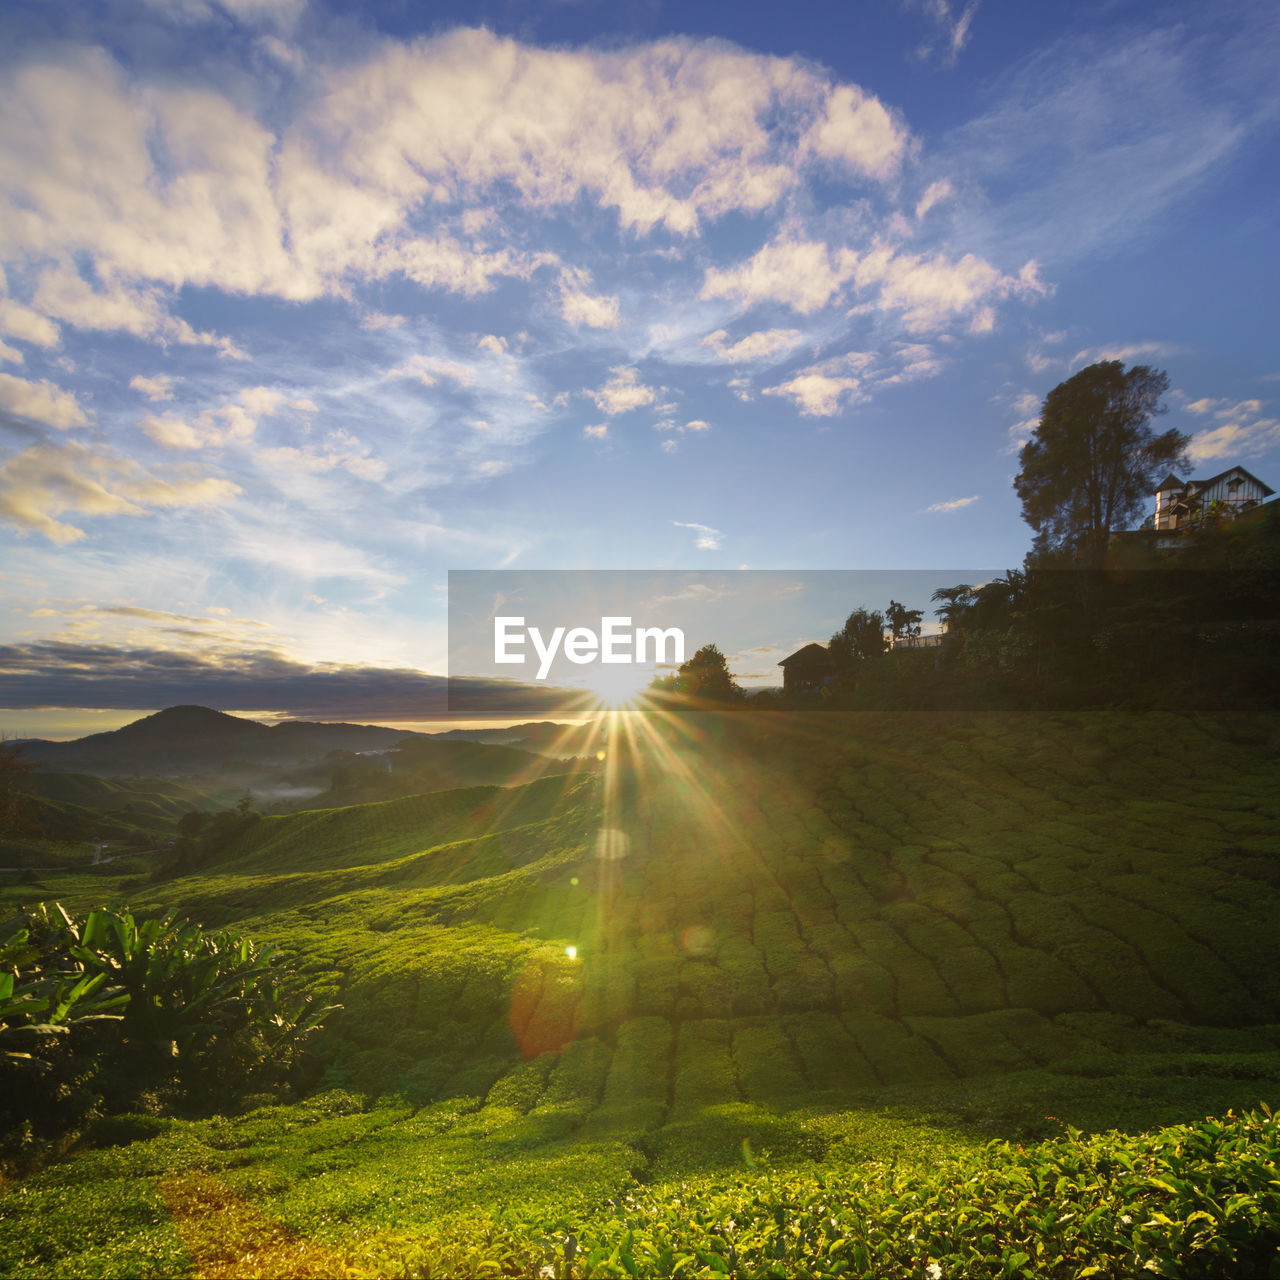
581 662 654 710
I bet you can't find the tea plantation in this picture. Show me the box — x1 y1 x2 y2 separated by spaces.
3 710 1279 1277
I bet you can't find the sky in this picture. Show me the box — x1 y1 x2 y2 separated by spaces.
0 0 1277 736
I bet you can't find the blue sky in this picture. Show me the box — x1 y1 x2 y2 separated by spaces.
0 0 1277 735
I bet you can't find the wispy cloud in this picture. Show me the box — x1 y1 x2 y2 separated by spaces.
674 520 723 550
903 0 980 67
1070 341 1181 367
940 17 1277 264
702 328 803 363
925 494 979 513
1184 395 1280 463
0 440 239 543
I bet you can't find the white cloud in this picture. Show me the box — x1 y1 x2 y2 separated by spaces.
361 311 405 331
388 355 477 389
256 430 388 483
852 246 1047 333
802 84 909 180
702 327 803 363
583 423 608 439
762 352 873 416
674 520 722 550
140 412 203 450
130 374 175 401
0 341 22 365
703 234 1043 330
0 299 60 348
1188 421 1280 463
476 334 508 355
559 269 620 329
881 342 943 384
0 32 912 347
0 440 239 543
915 178 953 219
1071 341 1180 366
140 384 314 450
375 237 547 297
30 263 245 357
702 238 857 314
0 372 88 429
925 494 979 513
1183 396 1280 463
588 366 656 415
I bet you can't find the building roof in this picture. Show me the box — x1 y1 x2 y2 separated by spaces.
1156 465 1275 497
1189 465 1275 497
778 642 831 667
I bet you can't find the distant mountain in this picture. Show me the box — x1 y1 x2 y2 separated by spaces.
20 706 420 777
285 737 588 812
432 720 606 758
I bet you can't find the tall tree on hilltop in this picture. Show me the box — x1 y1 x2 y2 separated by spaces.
1014 361 1189 566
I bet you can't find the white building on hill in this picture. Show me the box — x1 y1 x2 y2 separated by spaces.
1153 466 1274 531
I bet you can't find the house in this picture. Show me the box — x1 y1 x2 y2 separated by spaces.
889 633 945 651
1154 466 1274 532
778 642 834 693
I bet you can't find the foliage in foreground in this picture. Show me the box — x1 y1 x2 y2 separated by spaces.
0 902 335 1169
388 1107 1280 1280
7 1095 1273 1279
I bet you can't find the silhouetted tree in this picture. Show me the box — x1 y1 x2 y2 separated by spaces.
885 600 923 642
1015 361 1188 566
667 644 744 701
828 608 886 668
931 584 976 632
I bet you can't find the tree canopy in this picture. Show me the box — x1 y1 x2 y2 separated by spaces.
828 607 886 668
1014 361 1188 565
657 643 744 701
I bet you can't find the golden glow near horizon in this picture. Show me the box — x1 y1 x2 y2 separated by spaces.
579 660 656 710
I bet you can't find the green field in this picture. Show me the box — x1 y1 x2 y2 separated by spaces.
3 709 1279 1277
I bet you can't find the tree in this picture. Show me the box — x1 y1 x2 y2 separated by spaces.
828 608 886 668
931 584 976 632
1014 361 1188 566
885 600 923 642
674 644 744 701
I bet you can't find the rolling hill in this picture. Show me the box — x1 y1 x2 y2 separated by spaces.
4 708 1279 1277
18 705 420 776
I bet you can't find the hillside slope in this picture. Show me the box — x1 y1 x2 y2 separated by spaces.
102 709 1280 1119
6 710 1280 1280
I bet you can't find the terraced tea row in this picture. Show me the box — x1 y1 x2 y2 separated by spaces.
94 709 1279 1111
